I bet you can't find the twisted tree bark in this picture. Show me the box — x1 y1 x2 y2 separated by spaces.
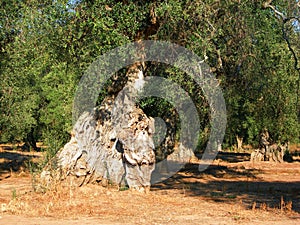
250 143 287 163
41 65 156 192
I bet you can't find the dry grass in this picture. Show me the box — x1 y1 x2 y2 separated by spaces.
0 182 281 223
1 146 300 224
2 182 299 225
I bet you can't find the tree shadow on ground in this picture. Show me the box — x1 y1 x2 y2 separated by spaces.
0 150 40 178
151 152 300 213
215 151 251 162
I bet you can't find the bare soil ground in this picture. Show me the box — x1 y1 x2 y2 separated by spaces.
0 144 299 224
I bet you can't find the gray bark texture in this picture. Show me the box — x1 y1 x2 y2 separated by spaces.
250 143 287 163
41 66 156 192
251 129 286 163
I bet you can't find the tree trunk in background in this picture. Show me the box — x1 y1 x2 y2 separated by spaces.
22 128 40 151
41 64 156 192
236 135 243 151
250 143 287 163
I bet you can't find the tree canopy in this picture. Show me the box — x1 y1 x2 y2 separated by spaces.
0 0 299 152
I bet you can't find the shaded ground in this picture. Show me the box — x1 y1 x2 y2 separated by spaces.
0 144 299 224
154 160 300 212
0 143 43 177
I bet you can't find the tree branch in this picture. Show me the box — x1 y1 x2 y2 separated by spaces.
263 1 299 71
263 0 287 21
263 1 300 121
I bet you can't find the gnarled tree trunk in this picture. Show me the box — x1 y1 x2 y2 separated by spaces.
250 143 287 163
41 65 156 192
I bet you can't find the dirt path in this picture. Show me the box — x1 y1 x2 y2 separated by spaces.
0 148 300 224
0 212 299 225
0 215 118 225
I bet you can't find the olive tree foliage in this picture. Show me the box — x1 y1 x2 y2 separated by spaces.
0 0 299 155
0 1 42 146
148 0 299 146
222 0 300 146
0 0 79 151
